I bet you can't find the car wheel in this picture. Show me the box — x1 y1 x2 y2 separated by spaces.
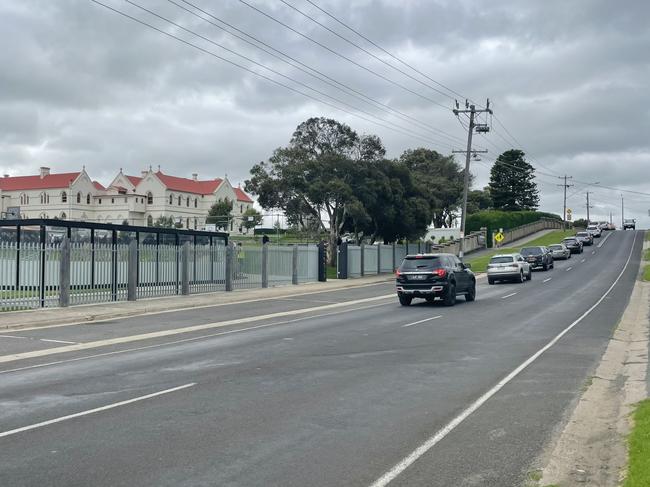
398 295 412 306
526 270 532 281
442 283 456 306
568 253 572 259
551 261 555 269
488 277 495 285
465 283 476 302
542 262 548 271
518 271 525 283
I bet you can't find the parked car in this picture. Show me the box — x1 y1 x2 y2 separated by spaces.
575 231 594 246
395 253 476 306
586 224 602 238
548 243 571 260
562 237 583 254
520 246 554 271
487 253 532 284
623 219 636 230
598 221 610 231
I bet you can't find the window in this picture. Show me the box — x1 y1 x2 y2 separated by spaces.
194 218 197 229
20 193 29 205
240 204 243 213
98 198 102 204
178 196 181 206
86 194 91 204
111 198 115 204
77 192 81 204
61 191 67 203
186 197 189 207
194 198 197 208
60 212 66 220
186 217 190 228
147 192 153 204
147 215 153 226
40 193 46 204
169 194 173 205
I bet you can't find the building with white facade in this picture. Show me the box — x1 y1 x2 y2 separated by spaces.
0 167 255 234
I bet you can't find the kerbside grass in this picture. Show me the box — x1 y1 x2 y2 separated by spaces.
624 399 650 487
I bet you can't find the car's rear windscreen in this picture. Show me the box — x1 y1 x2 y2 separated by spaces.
576 232 589 237
521 248 542 256
489 256 514 264
549 245 563 250
400 257 442 271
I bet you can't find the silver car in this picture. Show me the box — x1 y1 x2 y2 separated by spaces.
548 243 571 260
487 253 532 284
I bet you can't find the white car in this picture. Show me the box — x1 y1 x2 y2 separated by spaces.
487 253 532 284
586 224 602 238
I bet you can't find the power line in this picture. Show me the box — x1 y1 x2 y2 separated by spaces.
88 0 455 151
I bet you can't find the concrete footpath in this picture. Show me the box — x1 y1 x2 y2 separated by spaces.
0 275 392 331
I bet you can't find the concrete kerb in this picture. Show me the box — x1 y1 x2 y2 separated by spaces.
0 275 393 331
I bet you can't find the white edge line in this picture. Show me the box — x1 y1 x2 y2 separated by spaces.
0 335 29 339
543 278 552 283
39 339 78 345
0 383 196 439
368 231 638 487
501 292 517 299
597 231 614 248
401 316 442 328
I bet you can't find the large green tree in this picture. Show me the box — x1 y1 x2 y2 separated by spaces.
245 117 385 264
206 198 233 230
467 187 493 214
399 148 467 228
241 207 263 231
488 150 539 211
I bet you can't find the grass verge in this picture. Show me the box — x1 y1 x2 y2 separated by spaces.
467 229 577 273
326 265 338 280
624 399 650 487
643 264 650 282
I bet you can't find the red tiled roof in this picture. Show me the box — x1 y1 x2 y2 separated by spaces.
126 175 142 186
0 172 80 191
92 181 106 190
154 171 223 195
234 187 253 203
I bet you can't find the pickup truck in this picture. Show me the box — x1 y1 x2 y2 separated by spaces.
623 219 636 230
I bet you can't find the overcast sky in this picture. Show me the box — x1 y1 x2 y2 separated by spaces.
1 0 649 227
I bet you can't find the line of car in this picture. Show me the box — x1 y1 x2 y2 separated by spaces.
395 222 615 306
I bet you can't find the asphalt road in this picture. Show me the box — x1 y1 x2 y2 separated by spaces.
0 230 643 487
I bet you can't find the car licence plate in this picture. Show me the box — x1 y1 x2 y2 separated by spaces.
409 274 427 280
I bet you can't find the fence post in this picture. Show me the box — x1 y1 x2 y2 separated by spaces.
337 242 348 279
262 243 269 288
318 242 327 282
59 237 70 308
127 240 138 301
292 245 299 285
392 242 396 272
360 243 365 277
377 244 381 274
225 243 234 291
181 241 190 296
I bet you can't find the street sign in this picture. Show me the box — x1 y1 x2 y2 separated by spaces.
494 232 505 243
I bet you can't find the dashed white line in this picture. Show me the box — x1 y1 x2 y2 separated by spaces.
401 316 442 328
592 250 596 255
543 278 552 283
501 292 518 299
39 339 79 345
597 231 614 248
0 383 196 439
368 231 638 487
566 267 573 272
0 335 28 340
581 259 586 263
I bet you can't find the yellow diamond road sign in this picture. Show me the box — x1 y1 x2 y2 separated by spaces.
494 232 505 243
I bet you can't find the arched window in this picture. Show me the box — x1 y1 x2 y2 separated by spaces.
77 192 81 204
20 193 28 205
86 194 91 204
147 192 153 204
61 191 67 203
194 198 197 208
186 197 189 207
186 217 190 228
178 196 181 206
147 215 153 226
194 218 197 229
40 193 45 204
60 212 67 220
169 194 173 205
240 204 243 213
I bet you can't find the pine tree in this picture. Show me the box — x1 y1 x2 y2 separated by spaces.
488 150 539 211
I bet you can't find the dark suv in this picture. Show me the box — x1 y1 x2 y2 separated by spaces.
562 237 583 254
520 246 554 271
395 254 476 307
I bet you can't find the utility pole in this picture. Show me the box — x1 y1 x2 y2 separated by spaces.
586 192 594 223
621 194 624 228
453 99 493 260
557 175 574 229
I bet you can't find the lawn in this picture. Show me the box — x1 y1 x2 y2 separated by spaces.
643 265 650 282
624 399 650 487
466 229 578 273
644 248 650 261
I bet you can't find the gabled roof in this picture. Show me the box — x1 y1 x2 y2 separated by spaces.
234 187 253 203
126 175 142 186
154 171 223 195
92 181 106 191
0 172 81 191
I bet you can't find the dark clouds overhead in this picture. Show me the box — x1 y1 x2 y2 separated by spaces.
1 0 649 226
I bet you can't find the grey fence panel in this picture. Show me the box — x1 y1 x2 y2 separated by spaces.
379 244 394 273
190 244 226 294
406 243 419 255
233 246 263 290
43 244 60 308
363 246 378 275
1 242 41 311
395 244 406 266
298 245 318 283
267 245 293 286
347 245 361 278
137 244 178 299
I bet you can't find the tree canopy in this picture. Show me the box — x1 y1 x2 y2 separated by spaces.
206 198 233 230
488 149 539 211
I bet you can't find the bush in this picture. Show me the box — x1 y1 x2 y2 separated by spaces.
465 210 562 248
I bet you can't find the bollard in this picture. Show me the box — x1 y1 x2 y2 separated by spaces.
181 241 190 296
59 237 71 307
360 243 365 277
337 242 348 279
317 242 327 282
127 240 138 301
262 243 269 288
377 244 381 274
225 243 234 292
292 245 299 285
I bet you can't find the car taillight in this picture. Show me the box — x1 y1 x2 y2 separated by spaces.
433 268 447 278
395 269 402 277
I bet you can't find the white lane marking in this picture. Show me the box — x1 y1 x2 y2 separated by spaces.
12 281 393 333
367 231 638 487
0 335 29 340
592 250 596 255
0 294 395 365
597 231 614 248
566 267 573 272
401 316 442 328
0 302 394 375
39 339 78 345
0 383 195 439
543 278 552 283
581 259 586 263
501 292 517 299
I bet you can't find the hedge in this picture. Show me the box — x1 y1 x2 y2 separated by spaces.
465 210 562 248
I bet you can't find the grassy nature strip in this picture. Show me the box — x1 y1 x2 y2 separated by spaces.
624 399 650 487
466 230 578 273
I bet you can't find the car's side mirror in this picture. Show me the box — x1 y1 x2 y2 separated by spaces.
464 263 472 269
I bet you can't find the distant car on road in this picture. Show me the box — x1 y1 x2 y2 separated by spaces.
607 222 616 230
575 231 594 246
623 219 636 230
562 237 583 254
548 243 571 260
395 253 476 307
520 246 554 271
586 224 602 238
598 221 610 231
487 253 532 284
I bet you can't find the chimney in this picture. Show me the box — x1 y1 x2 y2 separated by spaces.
39 167 50 179
192 173 198 181
3 174 9 178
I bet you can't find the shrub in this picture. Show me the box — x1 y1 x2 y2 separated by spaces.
465 210 562 247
